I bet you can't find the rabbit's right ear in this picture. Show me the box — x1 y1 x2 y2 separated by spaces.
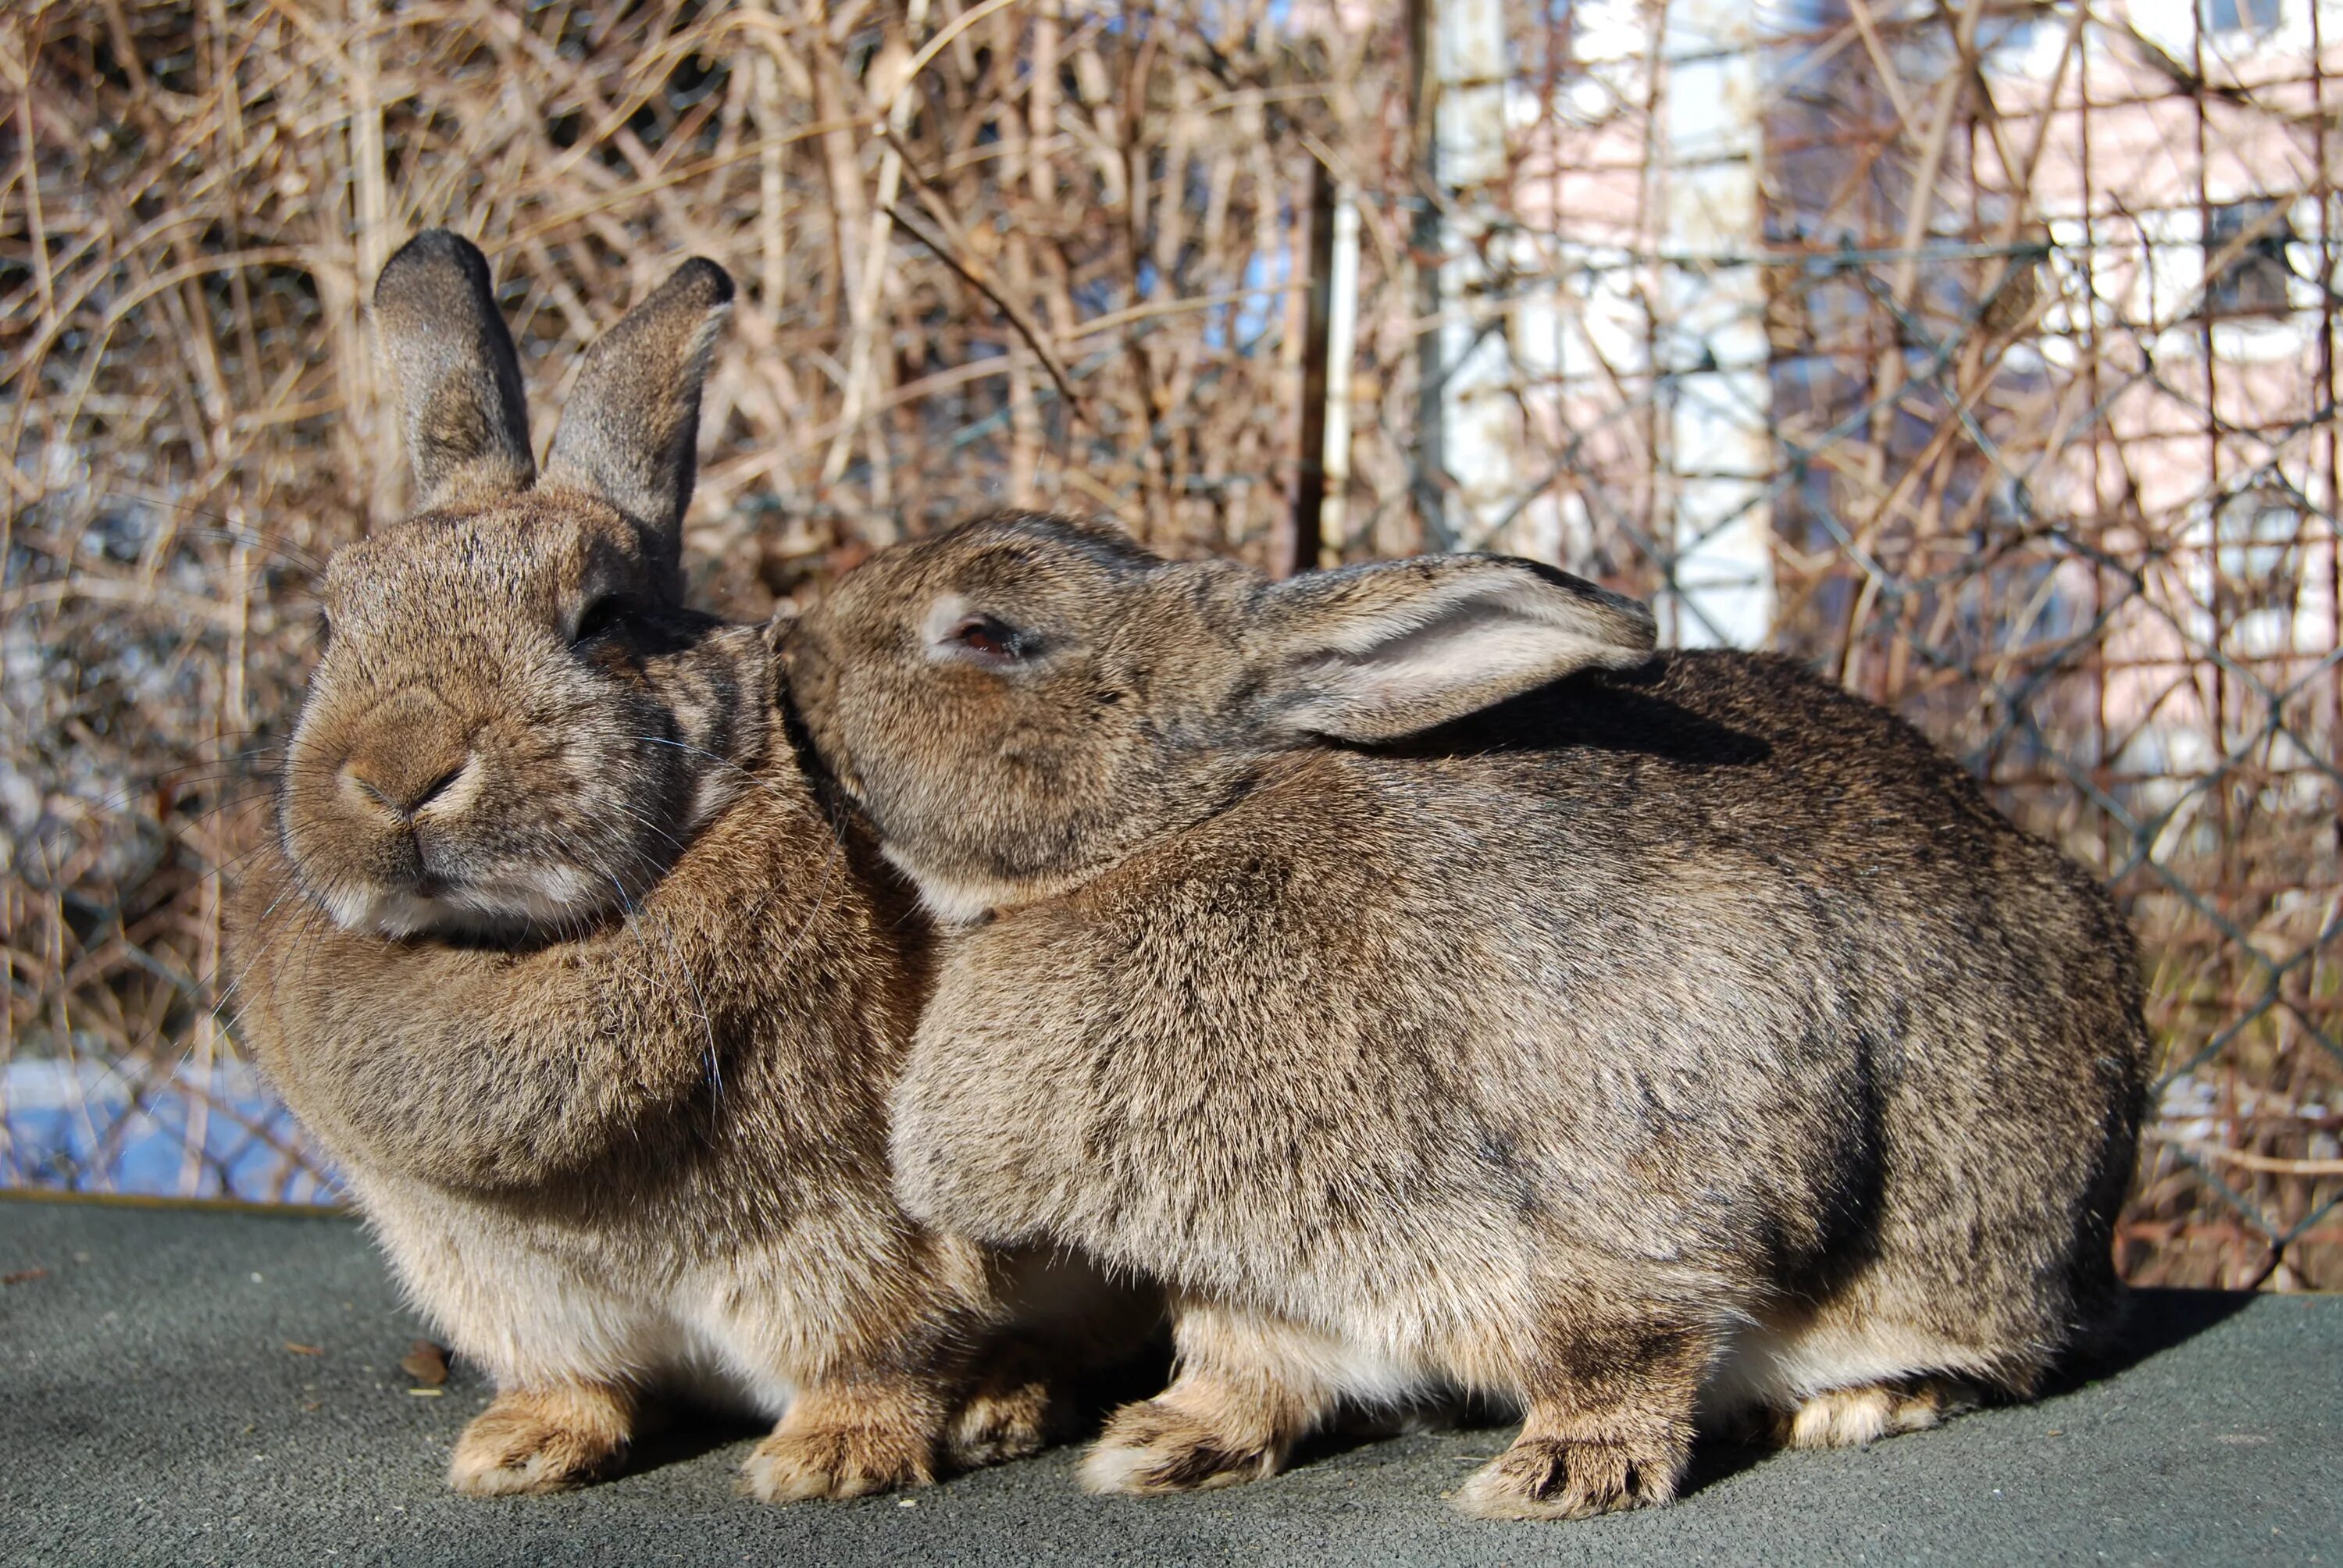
542 258 734 568
1250 556 1657 743
372 231 536 508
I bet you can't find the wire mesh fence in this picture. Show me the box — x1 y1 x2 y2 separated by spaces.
2 0 2336 1287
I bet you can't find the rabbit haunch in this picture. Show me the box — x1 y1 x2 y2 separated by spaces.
786 513 2148 1521
234 240 1132 1505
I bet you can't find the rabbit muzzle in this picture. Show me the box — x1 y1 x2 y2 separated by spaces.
281 669 669 941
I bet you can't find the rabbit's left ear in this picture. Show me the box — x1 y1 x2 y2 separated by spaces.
543 258 734 568
1248 556 1657 743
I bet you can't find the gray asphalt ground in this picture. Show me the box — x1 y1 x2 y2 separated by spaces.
2 1196 2336 1568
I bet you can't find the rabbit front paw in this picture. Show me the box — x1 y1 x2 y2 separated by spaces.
1454 1432 1681 1520
447 1389 630 1495
742 1420 936 1502
1079 1398 1281 1494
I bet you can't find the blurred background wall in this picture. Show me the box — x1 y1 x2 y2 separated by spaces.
2 0 2337 1287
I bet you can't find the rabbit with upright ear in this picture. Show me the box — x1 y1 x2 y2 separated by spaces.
230 239 1120 1500
783 512 2149 1520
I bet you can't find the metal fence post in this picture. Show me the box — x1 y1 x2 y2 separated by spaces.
1660 0 1776 647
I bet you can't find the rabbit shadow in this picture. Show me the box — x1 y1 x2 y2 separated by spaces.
616 1337 1184 1484
622 1404 772 1479
1368 661 1774 772
1670 1288 2259 1501
2043 1286 2256 1395
1273 1394 1778 1498
1677 1428 1780 1499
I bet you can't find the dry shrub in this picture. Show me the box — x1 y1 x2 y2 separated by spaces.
1 0 1392 1199
2 0 2335 1285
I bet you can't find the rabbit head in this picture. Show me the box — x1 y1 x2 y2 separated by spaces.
786 513 1657 922
278 231 751 939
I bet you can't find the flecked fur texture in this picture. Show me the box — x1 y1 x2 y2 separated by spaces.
231 243 1127 1502
786 513 2149 1520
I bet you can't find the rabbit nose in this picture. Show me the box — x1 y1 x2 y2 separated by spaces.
336 689 476 823
341 747 473 821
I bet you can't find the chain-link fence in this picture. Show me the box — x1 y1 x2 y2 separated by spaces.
3 0 2336 1286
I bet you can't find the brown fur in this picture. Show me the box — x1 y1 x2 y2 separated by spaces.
785 512 2150 1520
232 242 1136 1502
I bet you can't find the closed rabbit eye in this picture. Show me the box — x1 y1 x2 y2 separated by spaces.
571 594 634 646
946 612 1031 666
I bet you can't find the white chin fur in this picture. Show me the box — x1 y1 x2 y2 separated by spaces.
881 843 1098 928
882 844 1018 928
324 864 608 939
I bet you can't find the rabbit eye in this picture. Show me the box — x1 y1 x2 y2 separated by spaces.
572 595 633 646
948 613 1028 665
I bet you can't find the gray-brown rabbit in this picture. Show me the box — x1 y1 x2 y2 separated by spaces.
230 238 1101 1501
783 512 2149 1520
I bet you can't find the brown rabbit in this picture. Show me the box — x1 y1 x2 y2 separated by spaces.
783 512 2149 1520
229 237 1115 1501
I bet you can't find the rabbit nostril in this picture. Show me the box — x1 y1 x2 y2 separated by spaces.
341 765 395 814
340 754 471 821
408 763 465 813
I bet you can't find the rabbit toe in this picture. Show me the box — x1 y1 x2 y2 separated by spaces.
1079 1399 1280 1495
946 1374 1052 1470
743 1421 936 1502
448 1394 629 1495
1779 1377 1974 1450
1455 1434 1680 1520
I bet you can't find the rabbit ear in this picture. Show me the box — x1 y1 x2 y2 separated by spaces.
1251 556 1657 743
542 258 734 561
372 231 536 508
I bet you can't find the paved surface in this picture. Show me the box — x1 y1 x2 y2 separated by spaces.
2 1196 2336 1567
